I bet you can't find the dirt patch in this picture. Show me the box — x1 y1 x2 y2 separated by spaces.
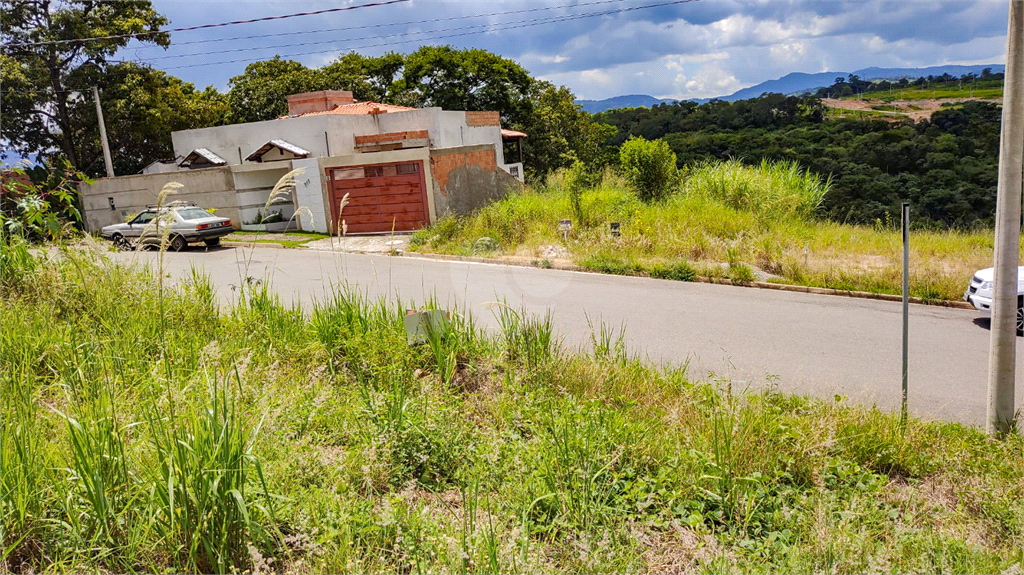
822 97 1001 121
631 521 727 575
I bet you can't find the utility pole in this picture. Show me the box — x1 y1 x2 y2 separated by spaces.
986 0 1024 436
92 86 114 178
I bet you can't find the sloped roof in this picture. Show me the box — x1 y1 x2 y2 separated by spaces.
245 139 310 162
288 101 415 118
179 148 226 168
501 128 527 139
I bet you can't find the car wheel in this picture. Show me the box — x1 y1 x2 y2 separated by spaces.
204 237 221 247
1017 296 1023 337
169 234 186 252
111 233 131 251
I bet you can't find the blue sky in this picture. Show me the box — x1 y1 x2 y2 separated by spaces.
117 0 1012 101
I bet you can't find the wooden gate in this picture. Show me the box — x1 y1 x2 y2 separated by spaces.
327 160 429 234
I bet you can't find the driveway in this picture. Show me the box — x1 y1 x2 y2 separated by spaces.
108 245 1024 427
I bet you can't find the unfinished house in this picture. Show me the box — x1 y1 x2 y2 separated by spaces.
79 90 525 234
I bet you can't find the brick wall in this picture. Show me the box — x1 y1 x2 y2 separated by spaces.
354 130 430 145
429 148 497 194
465 111 500 127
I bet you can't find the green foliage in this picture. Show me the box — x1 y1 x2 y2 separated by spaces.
75 63 229 176
599 94 1001 228
618 136 678 202
564 160 601 223
1 159 87 241
0 0 169 170
685 158 830 220
517 81 618 179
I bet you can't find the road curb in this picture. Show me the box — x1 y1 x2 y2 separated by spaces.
405 252 976 310
221 240 287 249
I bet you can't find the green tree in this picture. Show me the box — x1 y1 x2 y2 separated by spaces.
225 56 322 124
398 45 533 126
321 51 404 102
619 136 678 202
70 63 229 175
518 80 617 178
0 0 169 168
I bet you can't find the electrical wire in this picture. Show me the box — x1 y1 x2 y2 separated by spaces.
1 0 410 49
133 0 632 49
143 1 678 62
155 0 697 71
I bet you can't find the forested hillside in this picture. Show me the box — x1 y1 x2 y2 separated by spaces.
597 95 1001 228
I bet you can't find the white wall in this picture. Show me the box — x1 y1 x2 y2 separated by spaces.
292 157 327 233
230 164 295 225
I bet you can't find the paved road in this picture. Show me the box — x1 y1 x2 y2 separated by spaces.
110 245 1024 427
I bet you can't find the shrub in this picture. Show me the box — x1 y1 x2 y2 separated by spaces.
564 160 601 224
618 136 678 202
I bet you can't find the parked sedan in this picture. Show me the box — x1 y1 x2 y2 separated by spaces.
965 266 1024 335
100 203 233 251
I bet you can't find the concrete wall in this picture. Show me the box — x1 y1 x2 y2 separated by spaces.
428 145 521 218
79 168 237 232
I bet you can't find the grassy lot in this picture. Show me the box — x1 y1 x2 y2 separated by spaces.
1 239 1020 573
411 163 994 302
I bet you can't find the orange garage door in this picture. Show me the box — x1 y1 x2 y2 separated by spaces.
327 161 429 234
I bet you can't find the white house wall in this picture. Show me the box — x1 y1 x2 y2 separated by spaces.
292 157 327 233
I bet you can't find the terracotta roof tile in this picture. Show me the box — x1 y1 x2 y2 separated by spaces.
290 101 415 117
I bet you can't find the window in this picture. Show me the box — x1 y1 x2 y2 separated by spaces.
332 168 362 180
176 208 214 220
397 163 419 175
364 166 384 178
132 211 156 224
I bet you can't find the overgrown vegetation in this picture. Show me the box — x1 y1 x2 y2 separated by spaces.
597 95 1002 228
1 238 1020 573
412 162 992 301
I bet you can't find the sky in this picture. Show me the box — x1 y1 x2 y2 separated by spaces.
120 0 1013 102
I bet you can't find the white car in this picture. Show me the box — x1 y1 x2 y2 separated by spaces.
100 202 233 251
965 266 1024 335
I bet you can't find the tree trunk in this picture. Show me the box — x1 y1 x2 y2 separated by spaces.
47 50 78 169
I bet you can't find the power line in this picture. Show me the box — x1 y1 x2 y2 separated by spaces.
156 0 697 72
143 3 663 62
1 0 410 49
134 0 631 50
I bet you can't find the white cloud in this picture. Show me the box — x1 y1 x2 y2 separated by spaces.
142 0 1011 101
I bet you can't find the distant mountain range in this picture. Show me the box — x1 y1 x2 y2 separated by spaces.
576 63 1006 113
575 94 677 113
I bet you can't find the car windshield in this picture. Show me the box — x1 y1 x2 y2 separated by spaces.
176 208 215 220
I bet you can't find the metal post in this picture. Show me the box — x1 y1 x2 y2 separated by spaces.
92 86 114 178
901 202 910 427
987 0 1024 436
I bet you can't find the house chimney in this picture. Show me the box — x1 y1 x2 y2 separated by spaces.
286 90 355 116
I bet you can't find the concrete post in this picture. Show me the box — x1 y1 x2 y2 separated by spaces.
92 86 115 178
987 0 1024 435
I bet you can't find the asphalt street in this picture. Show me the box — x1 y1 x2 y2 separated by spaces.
109 245 1024 427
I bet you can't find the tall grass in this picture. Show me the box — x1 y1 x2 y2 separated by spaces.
411 160 991 301
1 243 1020 573
685 158 831 220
